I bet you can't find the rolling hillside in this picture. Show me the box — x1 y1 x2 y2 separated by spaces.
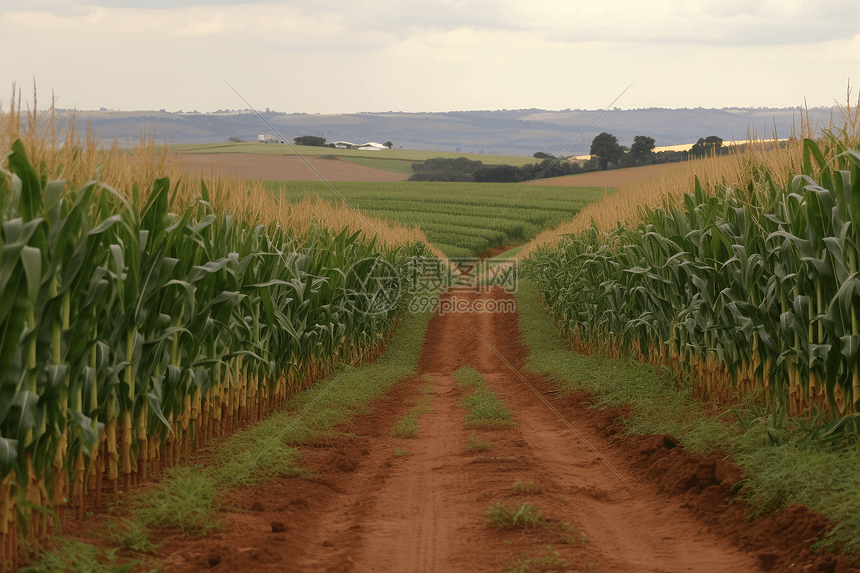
44 106 835 156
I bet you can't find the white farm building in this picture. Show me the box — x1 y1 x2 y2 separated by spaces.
331 141 389 151
258 134 285 144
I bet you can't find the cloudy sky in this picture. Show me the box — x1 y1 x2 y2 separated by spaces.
2 0 858 114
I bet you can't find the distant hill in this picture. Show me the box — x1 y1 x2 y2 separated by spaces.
42 106 836 157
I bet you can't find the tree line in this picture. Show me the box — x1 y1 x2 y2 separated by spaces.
408 156 586 183
589 133 726 170
407 133 726 183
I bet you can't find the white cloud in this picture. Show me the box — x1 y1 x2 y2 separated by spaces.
172 13 228 38
1 1 857 113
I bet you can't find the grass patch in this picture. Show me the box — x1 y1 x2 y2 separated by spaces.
453 366 515 428
414 393 434 412
394 447 411 457
515 278 860 560
733 427 860 557
486 501 543 530
511 481 541 494
502 546 569 573
390 378 435 438
133 466 221 536
466 432 494 452
20 538 140 573
390 412 421 438
561 522 588 545
461 386 514 428
214 419 312 487
99 518 160 555
453 366 484 389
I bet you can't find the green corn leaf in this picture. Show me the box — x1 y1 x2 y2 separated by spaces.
803 138 827 175
848 152 860 231
40 364 68 403
67 408 99 450
0 218 43 296
8 390 40 444
141 177 170 235
805 187 833 241
0 437 17 477
20 245 42 302
146 391 172 432
6 140 42 221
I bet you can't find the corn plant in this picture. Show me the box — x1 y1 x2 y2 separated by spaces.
524 135 860 422
0 138 438 568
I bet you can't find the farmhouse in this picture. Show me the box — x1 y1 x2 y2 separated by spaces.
258 134 285 144
332 141 388 151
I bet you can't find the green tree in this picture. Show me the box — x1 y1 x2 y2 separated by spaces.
294 135 327 147
590 132 624 170
690 135 723 158
384 141 393 149
630 135 655 158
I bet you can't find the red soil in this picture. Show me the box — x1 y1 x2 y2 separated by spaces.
169 153 409 182
530 162 692 188
170 152 692 188
63 289 857 572
476 245 515 260
169 151 699 191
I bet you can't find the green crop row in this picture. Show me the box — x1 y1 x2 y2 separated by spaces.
524 134 860 421
269 181 602 210
432 243 475 259
0 140 436 564
264 181 607 255
417 222 508 245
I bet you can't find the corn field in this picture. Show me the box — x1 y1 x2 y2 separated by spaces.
524 123 860 422
0 95 439 570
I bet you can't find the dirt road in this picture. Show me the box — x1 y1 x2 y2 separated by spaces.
155 288 784 573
